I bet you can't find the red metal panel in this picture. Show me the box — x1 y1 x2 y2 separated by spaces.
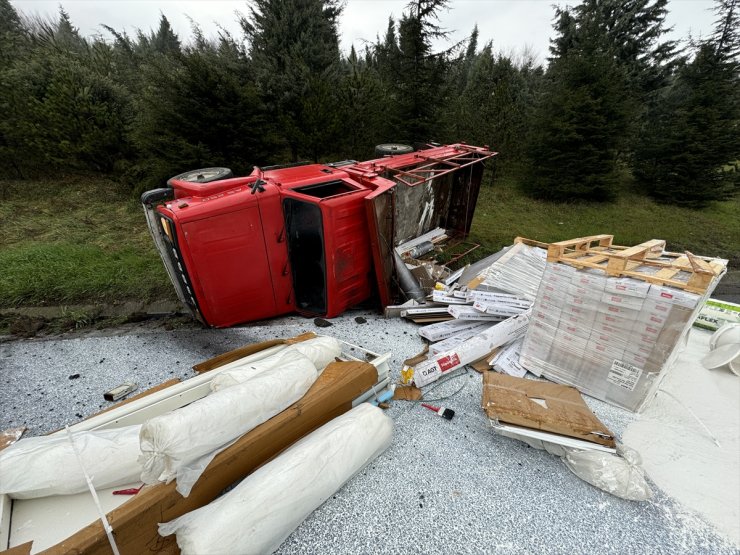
256 186 295 315
181 206 278 327
320 191 373 317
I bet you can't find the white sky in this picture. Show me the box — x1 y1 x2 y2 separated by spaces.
12 0 717 64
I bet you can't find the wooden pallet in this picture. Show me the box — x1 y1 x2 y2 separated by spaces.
515 235 726 294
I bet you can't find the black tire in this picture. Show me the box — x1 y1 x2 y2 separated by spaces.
375 143 414 156
167 167 233 187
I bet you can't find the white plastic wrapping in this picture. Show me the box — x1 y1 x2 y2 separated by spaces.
0 425 142 499
139 361 317 484
288 336 342 371
210 349 316 392
496 432 651 501
159 403 393 555
563 443 652 501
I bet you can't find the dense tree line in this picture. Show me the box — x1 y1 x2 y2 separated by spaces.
0 0 737 206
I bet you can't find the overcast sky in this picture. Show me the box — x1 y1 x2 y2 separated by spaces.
12 0 718 64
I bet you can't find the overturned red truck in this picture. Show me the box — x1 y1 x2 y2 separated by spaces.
142 143 496 327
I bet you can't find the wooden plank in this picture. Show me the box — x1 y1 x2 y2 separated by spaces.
551 234 613 248
43 361 379 555
654 268 681 280
685 251 716 275
611 239 665 260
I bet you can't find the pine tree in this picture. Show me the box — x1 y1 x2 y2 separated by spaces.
523 26 631 201
242 0 343 161
0 0 27 176
633 0 740 206
393 0 451 143
128 24 272 192
522 3 634 201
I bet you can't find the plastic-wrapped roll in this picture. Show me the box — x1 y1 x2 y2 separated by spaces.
210 349 315 392
0 425 142 499
289 336 342 371
159 403 393 555
140 361 317 484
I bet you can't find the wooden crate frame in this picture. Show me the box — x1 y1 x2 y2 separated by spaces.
514 235 726 294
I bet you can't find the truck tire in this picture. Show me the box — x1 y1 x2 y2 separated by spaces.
167 167 233 187
375 143 414 156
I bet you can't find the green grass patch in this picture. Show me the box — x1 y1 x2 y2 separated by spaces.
0 175 174 307
469 176 740 264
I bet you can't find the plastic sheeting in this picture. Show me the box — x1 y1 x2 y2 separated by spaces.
210 349 316 392
289 336 342 371
564 444 652 501
159 403 393 555
139 361 318 484
498 431 651 501
0 425 142 499
210 337 341 392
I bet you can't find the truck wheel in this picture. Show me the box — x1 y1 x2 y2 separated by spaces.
375 143 414 156
167 167 233 186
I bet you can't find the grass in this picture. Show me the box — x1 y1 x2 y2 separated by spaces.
469 176 740 265
0 173 737 309
0 176 175 307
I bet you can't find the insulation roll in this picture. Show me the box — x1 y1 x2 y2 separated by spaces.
0 425 142 499
210 337 340 392
210 349 315 392
140 361 318 484
289 336 342 371
159 403 393 555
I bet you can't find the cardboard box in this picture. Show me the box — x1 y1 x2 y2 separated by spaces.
520 257 722 412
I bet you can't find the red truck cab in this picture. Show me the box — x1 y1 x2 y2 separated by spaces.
142 144 496 327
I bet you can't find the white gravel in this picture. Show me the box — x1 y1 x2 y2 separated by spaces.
1 311 736 554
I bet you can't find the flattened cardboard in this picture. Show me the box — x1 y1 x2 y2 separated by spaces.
393 385 423 401
482 373 615 448
17 360 377 555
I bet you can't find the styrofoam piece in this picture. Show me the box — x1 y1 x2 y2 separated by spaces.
158 403 393 555
701 343 740 370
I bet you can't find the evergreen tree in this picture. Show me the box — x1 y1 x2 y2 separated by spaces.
390 0 451 143
336 47 386 159
1 7 130 174
633 0 740 206
0 0 28 176
523 27 631 201
242 0 343 161
128 24 272 192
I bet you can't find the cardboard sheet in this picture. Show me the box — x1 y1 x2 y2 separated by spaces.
482 373 615 448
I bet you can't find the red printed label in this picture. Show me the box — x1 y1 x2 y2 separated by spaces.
438 353 461 372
